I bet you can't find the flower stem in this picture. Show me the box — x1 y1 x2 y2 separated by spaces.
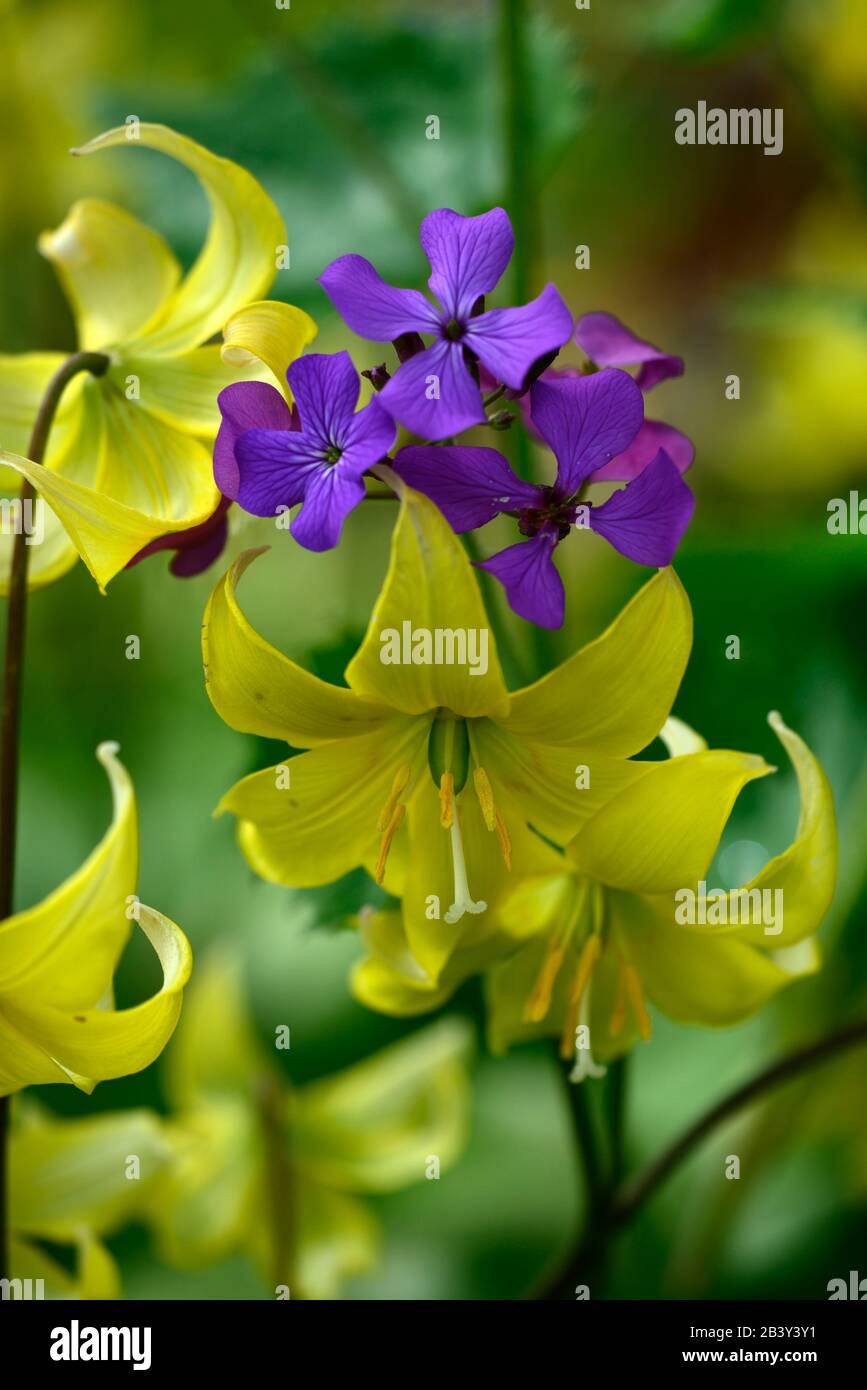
0 348 109 1281
256 1073 296 1298
539 1015 867 1299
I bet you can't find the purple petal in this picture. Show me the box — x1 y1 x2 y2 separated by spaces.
530 368 645 497
591 418 695 482
234 430 322 518
477 533 565 629
465 283 573 391
169 512 230 577
287 351 360 444
215 381 294 499
393 444 541 532
318 254 440 341
378 339 485 440
588 450 695 566
419 207 514 319
340 396 396 473
290 465 366 552
574 312 683 391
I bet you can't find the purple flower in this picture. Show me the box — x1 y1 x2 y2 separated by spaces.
319 208 573 440
393 369 695 629
517 312 694 482
217 351 396 553
126 494 232 578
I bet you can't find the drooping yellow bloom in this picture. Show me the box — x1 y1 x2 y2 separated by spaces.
147 949 471 1299
483 712 836 1075
204 478 692 988
0 123 316 592
0 742 191 1095
8 1100 170 1299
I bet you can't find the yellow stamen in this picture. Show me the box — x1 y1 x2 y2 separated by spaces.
559 994 580 1060
523 940 565 1023
472 767 496 831
568 934 602 1006
377 764 411 831
623 963 653 1041
609 966 628 1038
494 810 512 869
375 802 406 884
439 771 455 828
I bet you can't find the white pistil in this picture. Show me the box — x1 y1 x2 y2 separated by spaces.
444 812 487 924
569 982 607 1084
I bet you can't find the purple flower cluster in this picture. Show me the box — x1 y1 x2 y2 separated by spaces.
212 206 696 628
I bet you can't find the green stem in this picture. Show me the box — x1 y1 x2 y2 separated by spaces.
0 348 109 1282
256 1073 296 1298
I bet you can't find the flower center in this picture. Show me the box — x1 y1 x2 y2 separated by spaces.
517 488 576 541
323 444 342 465
443 318 464 342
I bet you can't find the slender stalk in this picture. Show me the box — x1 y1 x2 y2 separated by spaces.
540 1015 867 1299
0 348 108 1281
256 1073 296 1298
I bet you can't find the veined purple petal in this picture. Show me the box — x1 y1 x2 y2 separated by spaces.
574 312 683 391
169 510 230 577
340 396 396 473
420 207 514 319
466 283 573 391
287 350 360 445
378 338 485 440
215 381 294 498
530 369 645 497
290 465 366 552
591 418 695 482
234 429 322 518
393 444 541 532
319 254 441 341
477 533 565 629
588 449 695 566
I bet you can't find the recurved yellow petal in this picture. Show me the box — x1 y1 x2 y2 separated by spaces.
500 568 692 754
0 742 135 1008
72 124 285 355
294 1017 472 1193
345 479 511 719
567 749 773 893
0 903 192 1095
221 300 318 399
203 547 390 745
292 1179 379 1300
38 198 181 352
218 718 429 888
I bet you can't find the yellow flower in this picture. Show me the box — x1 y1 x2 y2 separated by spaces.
203 478 692 987
0 742 191 1095
483 713 836 1075
8 1100 170 1299
0 124 316 592
147 949 471 1299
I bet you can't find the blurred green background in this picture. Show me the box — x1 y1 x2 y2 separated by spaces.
2 0 866 1298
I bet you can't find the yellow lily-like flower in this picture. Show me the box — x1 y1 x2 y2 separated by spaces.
0 123 316 592
0 742 192 1095
8 1100 170 1299
483 712 836 1076
147 950 471 1299
204 480 692 988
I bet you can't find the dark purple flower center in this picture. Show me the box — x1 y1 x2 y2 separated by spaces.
517 487 576 541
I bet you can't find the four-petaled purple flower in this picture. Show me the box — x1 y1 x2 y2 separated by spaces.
215 350 396 553
393 368 695 629
319 208 573 440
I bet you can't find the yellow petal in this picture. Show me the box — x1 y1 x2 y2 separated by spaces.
0 742 134 1008
295 1017 472 1192
10 1232 121 1300
38 198 181 352
567 749 773 893
167 948 269 1110
293 1180 379 1300
120 344 266 437
499 568 692 754
0 352 72 460
0 902 192 1095
659 714 707 756
614 890 817 1027
72 123 285 355
345 479 511 719
218 719 429 888
203 547 390 745
221 300 318 399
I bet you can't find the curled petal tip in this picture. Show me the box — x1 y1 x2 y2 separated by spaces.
96 739 121 760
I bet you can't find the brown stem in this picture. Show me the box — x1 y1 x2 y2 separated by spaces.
541 1014 867 1299
0 348 109 1281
